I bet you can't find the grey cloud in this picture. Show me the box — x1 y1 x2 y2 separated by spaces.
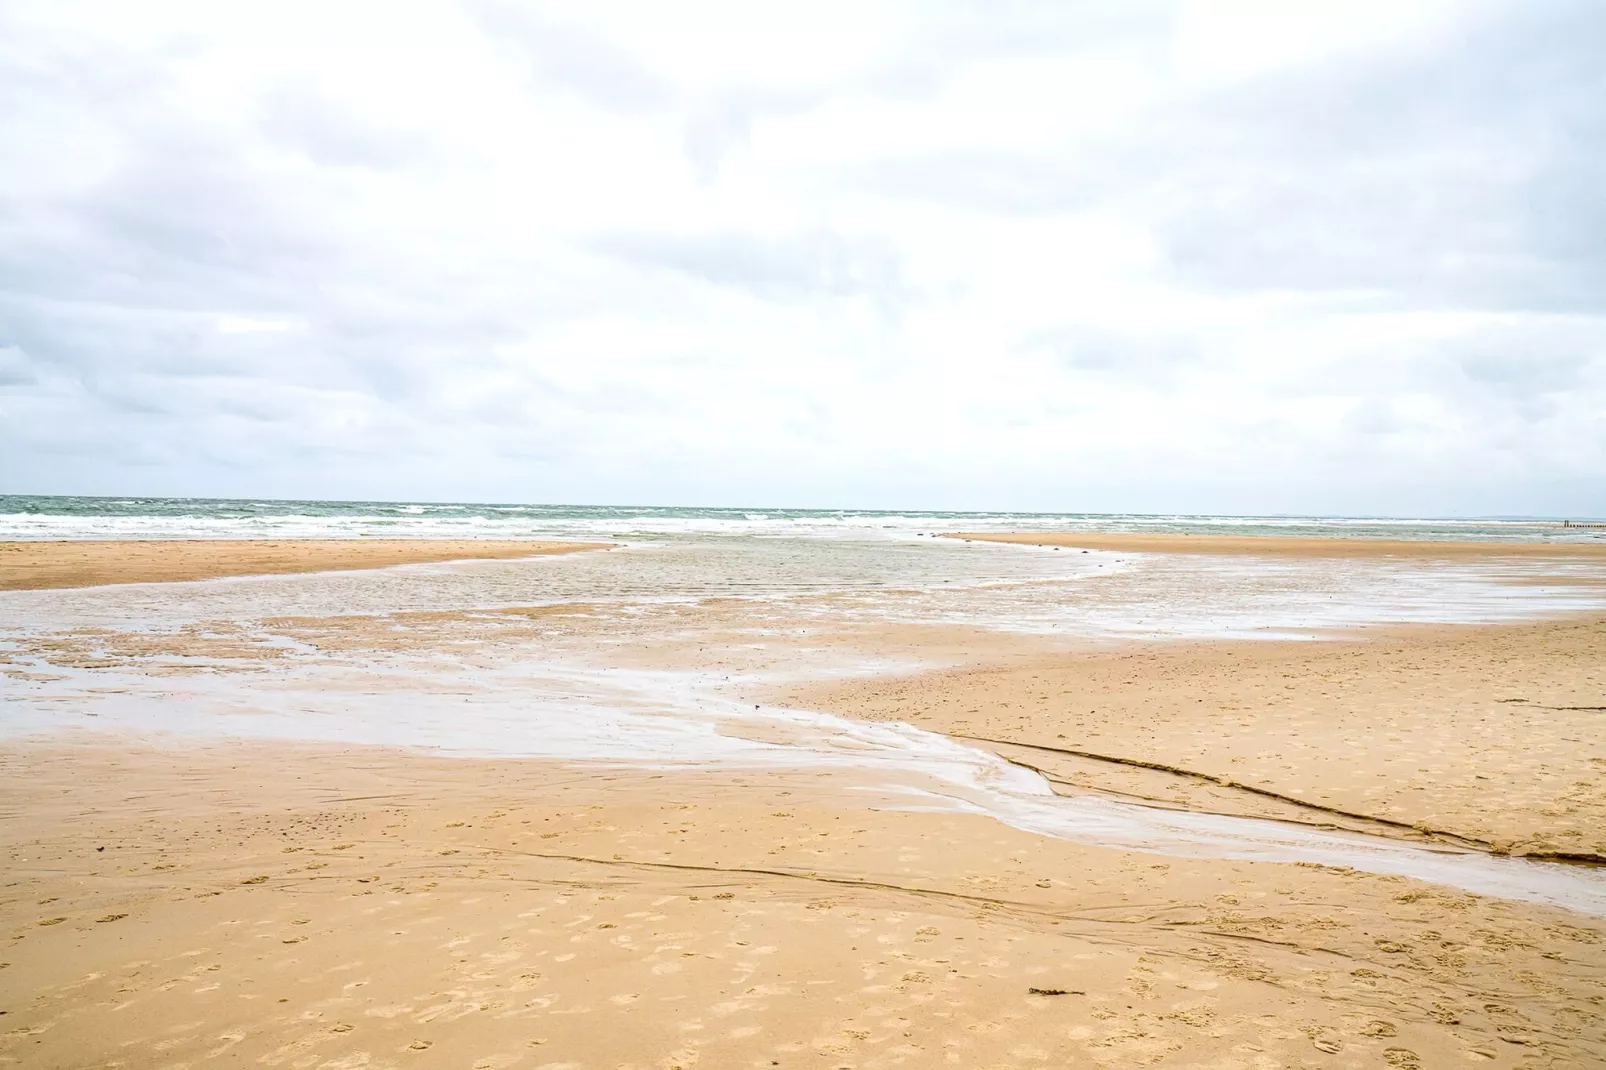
1333 322 1606 443
1022 326 1200 384
1457 348 1597 395
1151 2 1606 313
1342 397 1408 436
0 8 169 122
857 152 1109 215
866 1 1171 96
1 44 549 422
684 5 1172 181
0 138 338 324
682 89 822 178
86 138 334 279
473 2 669 112
0 17 340 317
258 86 431 169
1439 323 1605 433
591 230 907 306
0 344 35 385
845 3 1606 317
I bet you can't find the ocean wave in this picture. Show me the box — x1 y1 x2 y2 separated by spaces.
0 495 1595 544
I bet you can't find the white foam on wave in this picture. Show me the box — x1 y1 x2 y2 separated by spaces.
3 498 1598 544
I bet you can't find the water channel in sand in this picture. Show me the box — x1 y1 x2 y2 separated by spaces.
5 534 1606 915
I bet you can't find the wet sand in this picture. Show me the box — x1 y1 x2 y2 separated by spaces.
0 539 607 591
947 530 1606 559
3 538 1606 1065
4 739 1603 1067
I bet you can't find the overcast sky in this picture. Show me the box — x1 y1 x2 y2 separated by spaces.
2 1 1602 514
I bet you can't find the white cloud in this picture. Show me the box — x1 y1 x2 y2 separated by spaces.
0 0 1602 515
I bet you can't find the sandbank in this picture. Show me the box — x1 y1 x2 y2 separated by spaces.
794 615 1606 860
946 530 1606 558
0 538 607 591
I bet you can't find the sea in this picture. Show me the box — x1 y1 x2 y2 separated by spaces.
2 494 1601 543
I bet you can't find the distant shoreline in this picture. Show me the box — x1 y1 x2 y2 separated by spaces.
3 493 1602 524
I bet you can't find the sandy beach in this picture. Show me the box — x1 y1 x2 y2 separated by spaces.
10 0 1606 1064
0 539 607 592
3 535 1605 1067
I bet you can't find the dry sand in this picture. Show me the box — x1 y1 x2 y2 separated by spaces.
0 539 607 591
3 537 1606 1066
946 531 1606 559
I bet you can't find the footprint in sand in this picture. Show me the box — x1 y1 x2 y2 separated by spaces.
206 1032 246 1058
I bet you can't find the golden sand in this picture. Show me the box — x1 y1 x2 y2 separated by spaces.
4 739 1602 1067
0 538 607 591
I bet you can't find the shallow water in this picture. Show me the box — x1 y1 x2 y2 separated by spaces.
4 535 1601 639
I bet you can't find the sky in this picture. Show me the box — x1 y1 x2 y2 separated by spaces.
1 1 1603 515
